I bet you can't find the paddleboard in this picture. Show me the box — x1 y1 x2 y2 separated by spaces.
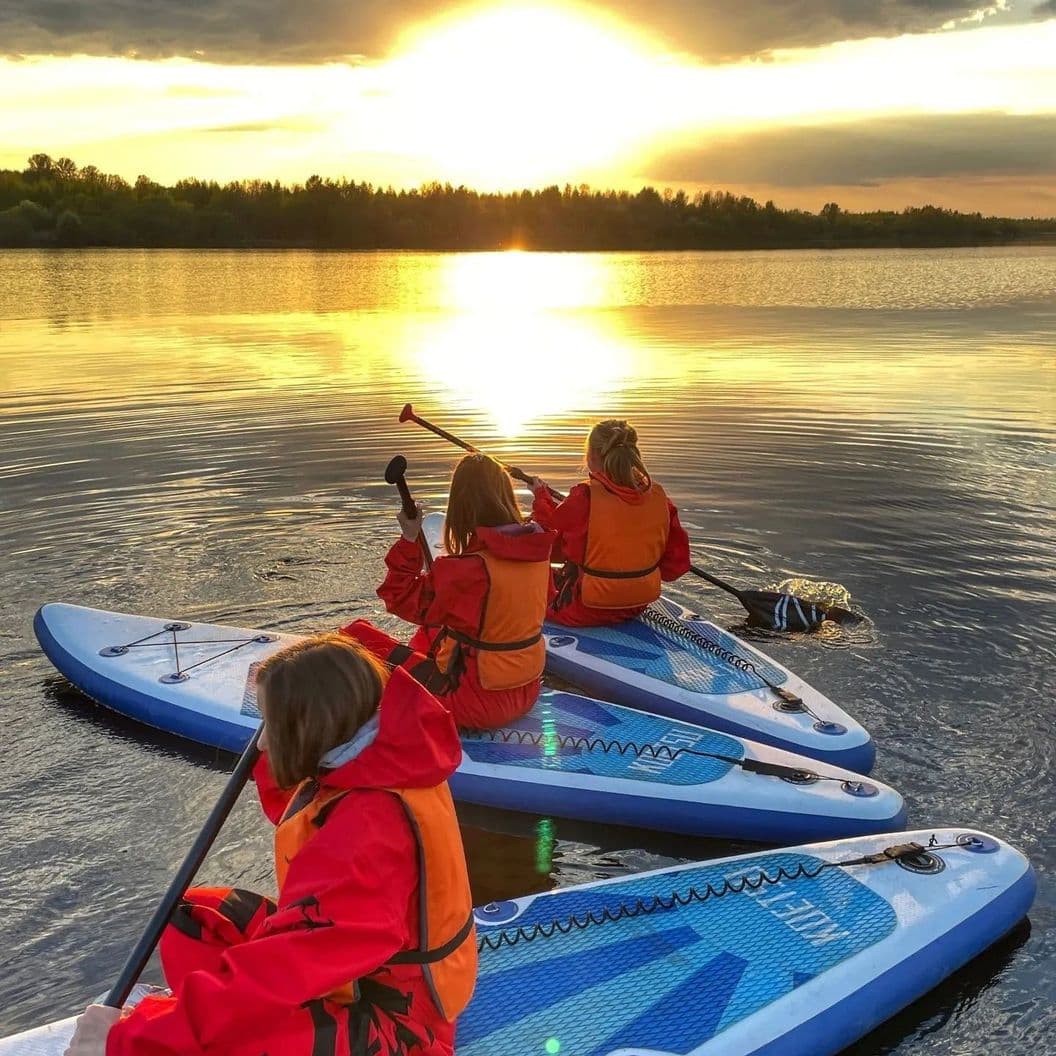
35 603 905 842
0 830 1034 1056
422 513 875 774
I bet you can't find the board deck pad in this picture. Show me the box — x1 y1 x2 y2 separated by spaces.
545 604 788 696
460 852 897 1055
462 690 744 786
241 660 263 718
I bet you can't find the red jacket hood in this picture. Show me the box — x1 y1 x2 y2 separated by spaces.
319 666 462 792
588 471 655 507
473 522 556 562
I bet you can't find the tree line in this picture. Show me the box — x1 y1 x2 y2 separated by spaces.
2 153 1053 251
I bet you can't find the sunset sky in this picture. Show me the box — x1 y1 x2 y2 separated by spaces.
2 0 1055 215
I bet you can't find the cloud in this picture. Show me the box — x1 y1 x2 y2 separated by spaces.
603 0 1024 60
0 0 438 63
647 113 1056 188
0 0 1032 64
202 117 327 133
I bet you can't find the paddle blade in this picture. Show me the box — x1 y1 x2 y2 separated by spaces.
739 589 832 632
818 603 866 626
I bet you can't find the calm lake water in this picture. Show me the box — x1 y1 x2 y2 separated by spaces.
1 247 1054 1051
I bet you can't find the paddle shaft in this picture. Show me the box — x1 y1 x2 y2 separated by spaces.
104 727 262 1008
399 405 561 500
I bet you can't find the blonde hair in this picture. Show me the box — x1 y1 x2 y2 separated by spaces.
443 453 523 556
587 419 651 490
256 634 387 788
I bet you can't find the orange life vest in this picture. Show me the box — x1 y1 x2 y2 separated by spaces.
433 550 549 691
273 779 477 1020
579 479 671 609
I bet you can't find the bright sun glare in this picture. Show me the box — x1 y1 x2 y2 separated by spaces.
375 3 675 188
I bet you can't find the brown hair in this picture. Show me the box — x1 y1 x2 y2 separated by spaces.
444 453 523 556
587 419 651 490
256 634 387 789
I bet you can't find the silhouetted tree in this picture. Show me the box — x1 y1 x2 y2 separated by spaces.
0 153 1052 251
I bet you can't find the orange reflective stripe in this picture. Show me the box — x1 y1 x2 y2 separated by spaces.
434 551 549 691
272 780 476 1020
581 479 670 609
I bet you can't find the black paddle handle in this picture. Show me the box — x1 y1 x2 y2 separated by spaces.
104 727 262 1008
385 455 432 569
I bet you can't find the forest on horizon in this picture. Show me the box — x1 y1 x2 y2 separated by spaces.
2 153 1054 252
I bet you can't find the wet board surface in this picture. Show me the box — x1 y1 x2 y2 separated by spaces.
33 604 906 843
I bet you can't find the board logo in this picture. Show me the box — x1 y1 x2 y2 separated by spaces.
628 727 704 776
731 870 851 948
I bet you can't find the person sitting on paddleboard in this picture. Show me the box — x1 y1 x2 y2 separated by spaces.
529 418 691 627
341 453 556 730
65 635 476 1056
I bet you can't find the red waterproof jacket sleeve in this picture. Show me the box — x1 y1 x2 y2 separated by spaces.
378 538 489 636
106 792 417 1056
660 503 692 581
530 485 590 564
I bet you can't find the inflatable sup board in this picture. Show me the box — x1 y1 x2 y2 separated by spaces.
0 830 1034 1056
35 603 904 842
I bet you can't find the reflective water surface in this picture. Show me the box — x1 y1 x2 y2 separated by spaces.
1 247 1054 1051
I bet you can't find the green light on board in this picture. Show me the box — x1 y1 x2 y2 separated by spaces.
545 1039 560 1054
541 714 558 759
535 817 555 875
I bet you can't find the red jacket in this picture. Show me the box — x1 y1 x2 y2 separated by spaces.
107 668 466 1056
378 524 556 729
532 473 691 626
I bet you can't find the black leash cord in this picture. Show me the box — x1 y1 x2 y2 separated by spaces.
477 842 959 953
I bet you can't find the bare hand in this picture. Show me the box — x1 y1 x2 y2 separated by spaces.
397 505 422 542
529 477 550 495
64 1004 121 1056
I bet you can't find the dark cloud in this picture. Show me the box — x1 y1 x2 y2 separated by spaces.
0 0 440 63
648 113 1056 188
603 0 1022 60
0 0 1030 64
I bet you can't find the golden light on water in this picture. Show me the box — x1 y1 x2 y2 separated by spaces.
406 251 639 435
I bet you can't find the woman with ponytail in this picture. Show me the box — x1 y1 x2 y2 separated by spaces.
530 419 690 627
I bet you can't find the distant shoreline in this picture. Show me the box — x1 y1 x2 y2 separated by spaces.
3 237 1055 252
4 153 1055 252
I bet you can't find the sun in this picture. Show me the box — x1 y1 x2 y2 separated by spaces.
374 3 677 189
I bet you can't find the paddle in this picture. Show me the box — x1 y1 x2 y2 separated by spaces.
103 728 263 1008
385 454 433 568
398 403 862 631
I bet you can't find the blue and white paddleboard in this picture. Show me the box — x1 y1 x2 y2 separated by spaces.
422 514 875 774
35 603 905 843
0 830 1035 1056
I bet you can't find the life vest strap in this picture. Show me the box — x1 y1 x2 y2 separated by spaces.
387 911 475 965
578 559 662 580
442 627 543 652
